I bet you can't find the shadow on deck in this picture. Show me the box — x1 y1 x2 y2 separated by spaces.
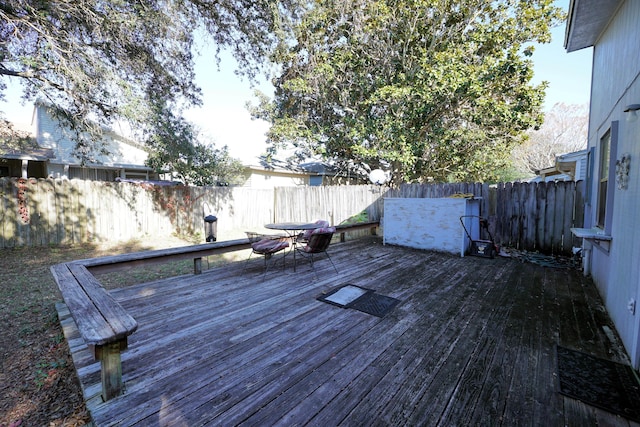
58 236 637 426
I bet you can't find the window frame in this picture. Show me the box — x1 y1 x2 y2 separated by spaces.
596 121 618 234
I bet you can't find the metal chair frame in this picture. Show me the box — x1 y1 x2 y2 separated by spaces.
244 237 289 278
294 231 338 274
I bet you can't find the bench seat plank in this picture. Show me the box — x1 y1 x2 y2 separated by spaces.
52 262 138 400
52 264 109 346
334 220 379 232
335 221 379 242
67 264 138 341
79 238 252 274
51 263 137 346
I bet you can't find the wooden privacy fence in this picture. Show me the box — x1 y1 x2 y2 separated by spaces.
0 178 275 248
275 181 583 255
492 181 584 255
0 178 583 255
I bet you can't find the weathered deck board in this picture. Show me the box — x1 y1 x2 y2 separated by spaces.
58 237 640 426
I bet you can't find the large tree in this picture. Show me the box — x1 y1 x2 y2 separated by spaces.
0 0 298 163
144 107 244 186
253 0 564 184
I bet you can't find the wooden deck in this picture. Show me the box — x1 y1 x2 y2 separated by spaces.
58 236 639 426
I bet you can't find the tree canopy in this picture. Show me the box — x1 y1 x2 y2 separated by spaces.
0 0 298 170
253 0 565 184
144 107 245 186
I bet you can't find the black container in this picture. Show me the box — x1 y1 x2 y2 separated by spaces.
204 215 217 242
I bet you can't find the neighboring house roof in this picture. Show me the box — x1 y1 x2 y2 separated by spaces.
245 156 309 176
534 149 588 182
244 165 309 177
565 0 623 52
116 178 182 186
0 119 54 160
1 103 160 180
556 149 588 178
298 161 339 176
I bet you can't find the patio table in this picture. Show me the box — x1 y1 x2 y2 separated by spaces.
265 222 319 272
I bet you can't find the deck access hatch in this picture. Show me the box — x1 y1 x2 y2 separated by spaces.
317 284 400 318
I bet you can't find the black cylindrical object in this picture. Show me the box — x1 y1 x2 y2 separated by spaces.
204 215 217 242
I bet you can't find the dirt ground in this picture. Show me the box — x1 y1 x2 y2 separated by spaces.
0 234 213 427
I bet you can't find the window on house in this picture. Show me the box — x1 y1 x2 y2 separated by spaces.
309 175 323 186
596 130 610 228
596 122 618 233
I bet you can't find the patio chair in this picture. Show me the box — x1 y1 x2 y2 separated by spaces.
295 227 338 274
245 231 286 243
245 237 289 278
297 219 330 244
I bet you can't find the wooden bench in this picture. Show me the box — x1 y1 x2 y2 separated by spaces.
78 238 252 274
52 230 377 401
52 238 252 400
335 220 380 242
51 262 137 401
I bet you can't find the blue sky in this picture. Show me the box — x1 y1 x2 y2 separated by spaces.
2 0 592 164
530 12 593 109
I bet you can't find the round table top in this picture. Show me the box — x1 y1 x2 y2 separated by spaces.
265 222 319 231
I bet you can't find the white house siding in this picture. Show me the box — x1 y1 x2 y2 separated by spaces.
35 105 69 163
563 150 588 181
576 156 587 181
34 104 152 179
582 0 640 368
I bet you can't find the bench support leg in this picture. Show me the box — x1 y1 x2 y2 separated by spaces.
95 339 127 401
194 257 202 274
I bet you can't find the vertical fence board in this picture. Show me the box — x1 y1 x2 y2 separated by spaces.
39 179 51 245
513 183 523 249
498 182 508 248
535 183 546 252
523 183 536 250
543 183 556 252
70 180 82 244
502 183 514 248
39 179 53 245
494 183 504 246
552 183 566 254
2 179 16 247
0 179 6 247
572 180 586 249
27 179 39 245
56 179 67 245
561 181 576 254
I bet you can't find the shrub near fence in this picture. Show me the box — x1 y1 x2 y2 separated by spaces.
0 178 583 255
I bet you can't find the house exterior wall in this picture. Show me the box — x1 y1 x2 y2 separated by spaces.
576 156 587 181
240 168 308 188
581 0 640 368
34 104 154 180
